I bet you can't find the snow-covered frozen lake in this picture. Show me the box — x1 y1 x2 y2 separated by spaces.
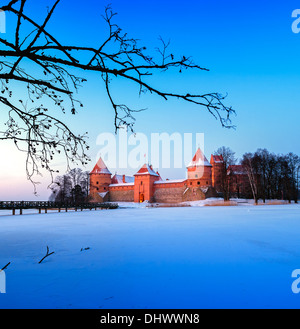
0 204 300 309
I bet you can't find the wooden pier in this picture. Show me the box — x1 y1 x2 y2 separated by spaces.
0 201 118 215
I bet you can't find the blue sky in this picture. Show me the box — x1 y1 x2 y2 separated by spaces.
1 0 300 199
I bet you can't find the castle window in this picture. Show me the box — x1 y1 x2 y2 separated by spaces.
197 182 200 185
104 187 106 190
206 181 209 185
195 175 198 178
141 181 143 185
190 182 192 186
96 181 99 185
97 188 99 191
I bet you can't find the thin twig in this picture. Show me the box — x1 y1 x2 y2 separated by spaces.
38 246 55 264
0 262 11 271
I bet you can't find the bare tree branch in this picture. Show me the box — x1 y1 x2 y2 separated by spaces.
0 0 235 191
0 262 11 271
38 246 55 264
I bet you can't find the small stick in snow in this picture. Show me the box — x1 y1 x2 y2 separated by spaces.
39 246 55 264
80 247 90 252
0 262 11 271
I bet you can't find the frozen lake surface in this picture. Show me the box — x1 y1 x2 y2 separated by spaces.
0 204 300 309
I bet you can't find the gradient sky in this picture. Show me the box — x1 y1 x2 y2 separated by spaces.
1 0 300 200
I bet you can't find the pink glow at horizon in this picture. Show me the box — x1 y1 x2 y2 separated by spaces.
0 142 62 201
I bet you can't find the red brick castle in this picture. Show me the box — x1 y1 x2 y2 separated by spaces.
89 148 249 203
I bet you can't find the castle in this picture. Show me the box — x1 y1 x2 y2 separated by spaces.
89 148 250 203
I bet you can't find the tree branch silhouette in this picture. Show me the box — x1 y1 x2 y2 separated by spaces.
0 262 11 271
0 0 234 191
38 246 55 264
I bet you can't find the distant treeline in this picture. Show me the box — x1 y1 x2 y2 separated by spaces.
240 149 299 204
216 147 300 203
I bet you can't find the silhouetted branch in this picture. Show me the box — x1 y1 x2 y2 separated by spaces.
1 262 11 271
38 246 55 264
80 247 90 252
0 0 234 191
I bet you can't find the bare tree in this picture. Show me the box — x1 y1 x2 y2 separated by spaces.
254 149 270 203
67 168 89 204
0 0 234 192
49 168 89 204
265 152 278 200
297 163 300 202
286 153 300 203
214 146 236 201
49 173 72 203
241 153 259 204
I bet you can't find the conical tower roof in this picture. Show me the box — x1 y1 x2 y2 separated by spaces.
134 164 159 176
188 148 212 168
90 157 112 175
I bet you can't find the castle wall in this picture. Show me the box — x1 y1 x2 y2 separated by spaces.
204 186 218 199
153 186 187 203
89 192 109 203
211 163 223 191
109 190 134 202
210 155 224 192
182 187 206 202
153 184 217 203
109 186 134 202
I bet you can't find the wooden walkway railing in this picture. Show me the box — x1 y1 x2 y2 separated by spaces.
0 201 118 215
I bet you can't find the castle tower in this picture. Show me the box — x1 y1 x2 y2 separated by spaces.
89 157 112 199
187 148 212 187
210 155 224 192
134 164 160 203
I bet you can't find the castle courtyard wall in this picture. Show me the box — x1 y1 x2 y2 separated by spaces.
153 185 186 203
182 187 206 202
109 188 134 202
